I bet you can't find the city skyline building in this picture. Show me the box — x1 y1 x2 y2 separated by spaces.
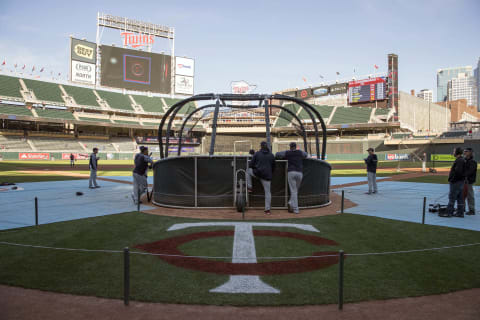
447 72 477 107
437 66 472 102
417 89 433 102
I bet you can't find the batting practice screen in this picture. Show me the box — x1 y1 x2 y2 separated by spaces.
100 45 171 94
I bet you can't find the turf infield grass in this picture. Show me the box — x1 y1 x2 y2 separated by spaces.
0 212 478 306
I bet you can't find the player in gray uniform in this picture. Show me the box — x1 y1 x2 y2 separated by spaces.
132 146 153 205
89 148 100 189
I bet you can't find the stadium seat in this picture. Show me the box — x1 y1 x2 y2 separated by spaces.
329 106 372 125
96 90 134 111
0 75 23 98
131 95 164 113
23 78 64 103
0 104 34 117
34 107 75 120
62 85 100 107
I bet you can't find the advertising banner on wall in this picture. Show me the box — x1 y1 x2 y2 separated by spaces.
430 154 455 161
61 153 89 160
175 75 194 95
385 153 410 160
175 57 194 77
19 153 50 160
71 61 96 85
71 38 97 64
312 86 329 97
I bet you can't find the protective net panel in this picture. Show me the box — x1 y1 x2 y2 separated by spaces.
153 156 331 209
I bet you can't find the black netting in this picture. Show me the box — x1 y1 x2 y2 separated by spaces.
153 156 331 209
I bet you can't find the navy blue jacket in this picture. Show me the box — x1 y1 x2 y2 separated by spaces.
133 153 153 176
276 150 308 172
465 157 477 184
448 156 466 183
251 149 276 181
364 154 378 173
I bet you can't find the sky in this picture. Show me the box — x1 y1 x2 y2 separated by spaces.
0 0 479 100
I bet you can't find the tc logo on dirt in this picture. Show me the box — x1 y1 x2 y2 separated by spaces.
135 222 341 293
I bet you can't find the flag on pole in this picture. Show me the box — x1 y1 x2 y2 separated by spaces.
1 59 5 66
319 75 324 79
374 64 379 69
336 72 340 75
32 66 35 72
302 77 307 82
22 64 26 70
40 67 44 72
14 63 17 68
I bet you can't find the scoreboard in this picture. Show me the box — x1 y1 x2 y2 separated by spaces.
348 77 386 104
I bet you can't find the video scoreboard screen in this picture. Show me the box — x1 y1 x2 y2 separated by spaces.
348 77 386 104
100 45 171 94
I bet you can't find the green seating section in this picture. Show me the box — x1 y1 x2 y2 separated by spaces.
132 95 164 113
78 116 110 123
0 75 23 98
375 108 390 116
63 85 99 107
23 78 64 103
163 98 196 115
96 90 134 111
274 104 301 127
298 104 334 121
0 104 33 117
35 108 75 120
329 106 372 125
114 119 139 125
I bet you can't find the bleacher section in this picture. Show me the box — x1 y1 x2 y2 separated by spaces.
132 95 164 113
0 135 32 151
0 75 23 98
34 107 75 120
96 90 134 111
375 108 390 116
0 104 33 117
81 139 117 152
298 105 334 121
111 138 136 152
274 104 301 127
62 84 100 107
163 98 196 114
114 119 140 125
30 137 83 151
78 116 111 123
23 78 64 103
329 106 372 125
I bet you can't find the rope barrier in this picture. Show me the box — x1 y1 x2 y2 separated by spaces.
1 241 479 260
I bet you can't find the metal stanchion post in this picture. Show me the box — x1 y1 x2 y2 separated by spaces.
124 247 130 306
35 197 38 226
338 250 344 310
137 188 141 212
422 197 426 224
341 190 345 214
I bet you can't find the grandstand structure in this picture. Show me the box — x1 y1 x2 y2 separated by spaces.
4 72 467 161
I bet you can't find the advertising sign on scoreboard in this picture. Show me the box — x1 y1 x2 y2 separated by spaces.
175 57 194 77
175 75 194 95
71 38 97 64
71 61 96 85
100 45 171 94
348 77 386 104
329 83 348 95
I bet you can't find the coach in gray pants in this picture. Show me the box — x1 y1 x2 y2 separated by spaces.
276 142 308 214
132 146 153 205
89 147 100 189
464 147 477 215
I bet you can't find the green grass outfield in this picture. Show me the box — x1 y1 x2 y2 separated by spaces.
0 212 479 306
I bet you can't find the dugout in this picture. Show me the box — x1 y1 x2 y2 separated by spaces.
152 93 332 209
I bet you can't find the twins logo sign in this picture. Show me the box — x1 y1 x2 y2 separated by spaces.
135 222 341 294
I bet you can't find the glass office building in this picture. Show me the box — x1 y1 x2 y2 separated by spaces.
437 66 472 102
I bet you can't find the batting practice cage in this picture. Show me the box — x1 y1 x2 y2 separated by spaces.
153 94 331 210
